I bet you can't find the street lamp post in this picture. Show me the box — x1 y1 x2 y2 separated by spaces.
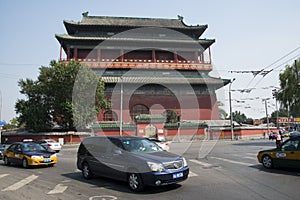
229 78 236 140
263 98 271 134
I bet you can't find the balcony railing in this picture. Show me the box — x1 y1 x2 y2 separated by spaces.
60 58 210 64
60 58 213 71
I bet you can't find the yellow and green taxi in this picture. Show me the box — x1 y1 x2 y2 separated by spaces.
257 136 300 169
3 142 57 168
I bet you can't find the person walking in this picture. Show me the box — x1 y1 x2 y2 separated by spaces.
276 133 282 148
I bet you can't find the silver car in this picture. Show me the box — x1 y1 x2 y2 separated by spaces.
37 139 62 153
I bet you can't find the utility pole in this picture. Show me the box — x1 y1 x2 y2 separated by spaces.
263 98 270 134
272 89 279 129
295 60 300 130
229 78 236 140
119 77 123 137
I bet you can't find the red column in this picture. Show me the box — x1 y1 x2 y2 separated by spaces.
152 49 156 62
59 46 62 61
174 51 178 63
74 48 78 60
208 47 212 64
120 49 124 62
67 47 70 61
97 49 101 62
194 51 199 63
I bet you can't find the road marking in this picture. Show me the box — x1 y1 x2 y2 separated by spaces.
188 171 198 177
47 184 68 194
246 153 258 156
0 174 9 179
2 174 38 191
210 157 253 166
89 195 118 200
189 159 213 168
244 156 257 160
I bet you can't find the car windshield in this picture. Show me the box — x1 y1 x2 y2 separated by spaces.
122 138 163 153
22 143 46 152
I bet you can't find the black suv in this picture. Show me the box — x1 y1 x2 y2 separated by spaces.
77 136 189 192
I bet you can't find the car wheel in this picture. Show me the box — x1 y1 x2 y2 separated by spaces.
128 173 144 192
4 156 10 166
82 162 93 179
22 158 29 168
262 155 273 169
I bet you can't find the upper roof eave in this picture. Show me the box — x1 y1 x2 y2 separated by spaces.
55 34 215 44
63 18 208 34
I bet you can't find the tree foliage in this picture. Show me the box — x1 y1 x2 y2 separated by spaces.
230 111 251 124
15 61 108 132
270 108 288 118
164 110 178 123
2 118 20 130
277 60 300 117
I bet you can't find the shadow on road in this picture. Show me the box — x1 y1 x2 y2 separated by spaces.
61 171 182 194
232 141 276 147
250 164 300 177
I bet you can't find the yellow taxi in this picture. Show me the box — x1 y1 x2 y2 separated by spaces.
281 131 290 138
257 136 300 169
3 142 57 168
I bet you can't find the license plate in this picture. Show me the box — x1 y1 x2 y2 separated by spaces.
44 159 51 163
173 172 183 179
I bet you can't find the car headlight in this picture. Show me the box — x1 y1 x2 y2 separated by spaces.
182 157 188 167
50 154 57 158
147 161 165 172
31 156 43 159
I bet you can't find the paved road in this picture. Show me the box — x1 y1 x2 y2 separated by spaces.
0 139 300 200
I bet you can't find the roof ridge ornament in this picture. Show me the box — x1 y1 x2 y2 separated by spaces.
82 12 89 17
177 15 184 21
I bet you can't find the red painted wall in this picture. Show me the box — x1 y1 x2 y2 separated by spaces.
105 93 219 123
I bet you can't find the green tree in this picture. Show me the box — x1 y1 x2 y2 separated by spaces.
231 111 247 124
15 60 108 132
164 110 178 123
15 79 52 132
3 118 20 130
270 108 288 118
277 60 300 117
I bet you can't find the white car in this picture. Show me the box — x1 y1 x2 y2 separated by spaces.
149 138 170 151
37 139 62 153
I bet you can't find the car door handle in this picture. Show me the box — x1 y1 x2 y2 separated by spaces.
290 151 294 154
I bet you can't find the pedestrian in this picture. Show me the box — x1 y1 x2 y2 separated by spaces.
276 133 282 148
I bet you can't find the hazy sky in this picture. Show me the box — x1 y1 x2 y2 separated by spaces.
0 0 300 121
